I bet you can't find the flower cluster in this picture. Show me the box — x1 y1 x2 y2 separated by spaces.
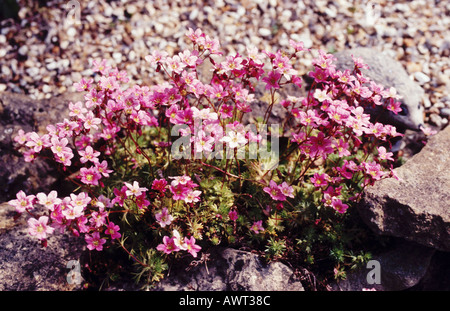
9 27 411 287
9 189 120 250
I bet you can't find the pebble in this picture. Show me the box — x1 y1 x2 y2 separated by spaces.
258 28 272 37
18 45 28 55
414 72 431 85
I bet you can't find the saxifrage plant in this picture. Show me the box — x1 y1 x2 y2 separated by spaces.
9 28 412 288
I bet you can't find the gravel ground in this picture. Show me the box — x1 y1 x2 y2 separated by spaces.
0 0 449 129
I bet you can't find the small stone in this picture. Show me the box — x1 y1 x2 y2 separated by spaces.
429 113 444 127
25 67 40 77
126 4 138 15
1 65 11 76
42 85 52 93
18 45 28 55
258 28 272 37
414 72 431 85
440 108 450 117
60 40 69 49
46 61 58 71
66 27 77 37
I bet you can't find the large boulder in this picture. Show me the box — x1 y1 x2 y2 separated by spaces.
358 125 450 251
333 47 425 132
153 247 304 291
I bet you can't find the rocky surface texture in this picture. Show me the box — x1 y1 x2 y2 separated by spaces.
0 202 85 290
153 248 304 291
331 124 450 291
359 125 450 252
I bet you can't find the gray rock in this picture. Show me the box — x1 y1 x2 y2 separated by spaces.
153 247 304 291
358 125 450 251
0 202 85 290
0 91 84 202
333 48 425 131
331 239 435 291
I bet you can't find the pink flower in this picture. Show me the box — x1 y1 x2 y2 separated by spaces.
69 192 91 209
334 138 351 157
99 76 119 92
221 130 247 149
54 149 74 166
183 236 202 258
28 216 54 240
13 129 28 145
169 175 193 186
309 132 334 157
273 53 297 79
112 186 127 207
263 180 286 201
85 231 106 251
331 197 349 214
250 220 264 234
145 50 168 67
420 126 437 137
89 208 108 228
9 190 35 213
166 55 186 74
152 179 168 193
221 54 244 72
387 99 402 114
186 28 204 43
155 207 174 228
95 160 113 177
84 88 103 108
178 50 198 67
124 181 148 197
105 222 121 240
62 204 85 220
78 145 100 164
92 59 111 75
363 161 385 181
36 190 61 211
278 182 295 199
310 173 330 188
262 71 281 90
228 210 238 221
80 111 101 131
156 236 180 254
50 136 71 158
289 39 309 52
198 35 221 55
184 189 202 204
73 78 93 92
79 166 102 186
25 132 50 153
135 193 150 209
169 183 190 201
377 146 394 161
